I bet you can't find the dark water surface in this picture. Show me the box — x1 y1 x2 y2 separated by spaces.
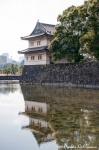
0 83 99 150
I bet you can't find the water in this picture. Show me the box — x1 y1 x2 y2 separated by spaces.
0 83 99 150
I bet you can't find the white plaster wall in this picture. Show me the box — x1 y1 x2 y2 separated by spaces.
24 52 50 65
29 118 48 128
47 40 51 45
23 35 53 65
47 36 53 45
28 38 47 48
55 58 68 64
46 53 51 62
25 100 49 114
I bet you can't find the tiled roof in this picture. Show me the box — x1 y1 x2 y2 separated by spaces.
21 32 53 40
40 23 55 34
18 46 48 54
21 33 45 40
21 21 55 40
30 22 55 35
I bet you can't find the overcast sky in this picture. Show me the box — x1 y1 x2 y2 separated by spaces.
0 0 84 61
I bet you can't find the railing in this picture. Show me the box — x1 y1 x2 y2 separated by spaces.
0 75 21 80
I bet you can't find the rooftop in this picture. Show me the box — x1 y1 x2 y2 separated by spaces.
18 46 48 54
21 21 55 40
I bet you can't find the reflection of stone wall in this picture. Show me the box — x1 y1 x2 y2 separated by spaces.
20 62 99 88
21 85 99 111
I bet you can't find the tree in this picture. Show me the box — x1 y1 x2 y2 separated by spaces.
3 65 9 74
18 65 23 74
80 0 99 60
49 0 99 62
0 69 2 74
49 5 84 62
2 64 23 75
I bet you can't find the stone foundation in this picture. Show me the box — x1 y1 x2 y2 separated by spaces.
20 62 99 88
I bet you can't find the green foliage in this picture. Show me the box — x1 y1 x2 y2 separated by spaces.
18 65 24 74
80 0 99 59
1 64 23 75
49 0 99 62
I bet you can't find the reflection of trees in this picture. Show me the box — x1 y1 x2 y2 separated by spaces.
49 106 99 148
0 84 19 94
20 85 99 149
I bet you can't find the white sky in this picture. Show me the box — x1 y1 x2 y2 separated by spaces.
0 0 84 61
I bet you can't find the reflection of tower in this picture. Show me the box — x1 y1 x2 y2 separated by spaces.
20 84 55 145
25 101 50 115
22 100 55 145
24 100 50 130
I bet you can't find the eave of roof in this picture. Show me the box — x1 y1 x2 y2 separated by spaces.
21 33 45 40
18 46 48 54
21 32 53 40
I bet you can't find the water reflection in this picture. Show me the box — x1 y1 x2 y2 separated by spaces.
20 85 99 149
0 83 20 94
0 84 33 150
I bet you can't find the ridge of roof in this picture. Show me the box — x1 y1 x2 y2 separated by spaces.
30 21 55 35
40 22 55 27
30 21 44 35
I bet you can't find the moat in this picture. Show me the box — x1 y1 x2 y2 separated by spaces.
0 83 99 150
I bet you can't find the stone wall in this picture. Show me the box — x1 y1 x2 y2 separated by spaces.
20 62 99 88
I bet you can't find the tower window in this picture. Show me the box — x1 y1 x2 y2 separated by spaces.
38 55 42 60
31 56 35 60
31 41 34 46
37 41 41 46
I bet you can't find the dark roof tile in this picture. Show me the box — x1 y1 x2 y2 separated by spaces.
18 46 48 54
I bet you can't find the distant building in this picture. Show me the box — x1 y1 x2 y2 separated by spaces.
19 56 24 62
2 53 9 63
0 55 7 65
18 21 55 65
